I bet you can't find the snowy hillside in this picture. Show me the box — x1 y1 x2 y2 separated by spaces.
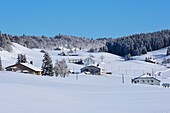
0 71 170 113
0 43 43 67
0 43 170 113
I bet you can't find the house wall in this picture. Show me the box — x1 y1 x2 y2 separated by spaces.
69 59 82 63
133 78 160 85
34 71 41 75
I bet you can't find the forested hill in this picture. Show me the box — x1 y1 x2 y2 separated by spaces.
0 30 170 57
0 33 106 52
105 30 170 56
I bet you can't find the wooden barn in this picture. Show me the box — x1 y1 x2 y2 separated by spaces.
5 63 42 75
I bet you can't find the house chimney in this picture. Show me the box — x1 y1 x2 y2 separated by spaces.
30 61 33 65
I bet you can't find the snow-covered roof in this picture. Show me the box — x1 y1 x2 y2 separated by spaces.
133 73 160 82
140 73 152 78
20 63 42 72
86 64 103 69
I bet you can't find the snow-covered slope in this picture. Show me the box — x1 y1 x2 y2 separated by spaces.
0 42 167 77
0 43 43 67
133 46 170 63
0 43 170 113
0 71 170 113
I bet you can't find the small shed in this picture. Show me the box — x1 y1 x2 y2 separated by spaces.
80 65 104 75
5 63 42 75
131 73 160 85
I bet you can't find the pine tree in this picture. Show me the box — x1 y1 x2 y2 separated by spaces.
22 54 27 63
0 57 2 71
17 54 22 64
125 53 131 61
167 47 170 56
42 52 54 76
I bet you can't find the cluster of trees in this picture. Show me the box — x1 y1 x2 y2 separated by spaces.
106 30 170 57
17 54 27 64
0 31 105 51
1 30 170 58
41 52 68 77
0 32 12 52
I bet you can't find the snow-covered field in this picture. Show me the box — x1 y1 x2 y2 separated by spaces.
0 43 170 113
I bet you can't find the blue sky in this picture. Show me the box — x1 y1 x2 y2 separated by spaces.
0 0 170 38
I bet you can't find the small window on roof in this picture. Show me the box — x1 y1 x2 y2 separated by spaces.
151 80 153 82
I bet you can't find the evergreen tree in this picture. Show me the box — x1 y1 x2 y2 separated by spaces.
17 54 22 64
141 46 147 54
167 47 170 56
88 48 95 52
22 54 27 63
42 52 54 76
125 53 131 61
0 57 2 71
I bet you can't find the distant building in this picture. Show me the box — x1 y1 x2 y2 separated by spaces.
162 83 170 88
83 57 95 66
68 58 83 64
145 57 157 64
80 64 104 75
5 63 42 75
68 53 78 56
131 73 160 85
58 52 66 56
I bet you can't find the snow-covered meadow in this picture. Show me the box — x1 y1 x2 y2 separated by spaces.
0 43 170 113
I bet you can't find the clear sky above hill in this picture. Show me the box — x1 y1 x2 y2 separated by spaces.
0 0 170 38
